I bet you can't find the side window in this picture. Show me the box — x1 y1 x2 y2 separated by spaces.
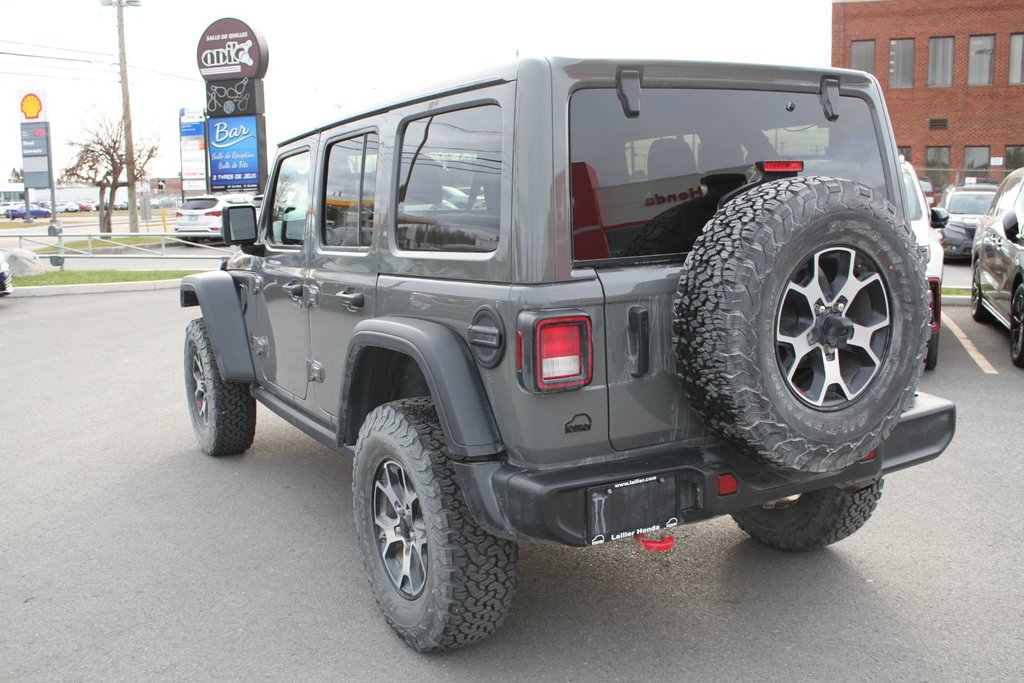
322 133 378 248
396 105 502 252
267 151 311 247
993 176 1023 214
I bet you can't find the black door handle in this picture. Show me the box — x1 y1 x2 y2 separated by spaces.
335 290 365 310
283 282 304 301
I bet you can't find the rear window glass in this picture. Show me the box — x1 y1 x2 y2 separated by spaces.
569 88 886 262
181 198 217 211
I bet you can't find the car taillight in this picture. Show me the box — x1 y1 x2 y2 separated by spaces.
760 160 804 173
205 210 222 217
175 211 182 217
521 315 592 392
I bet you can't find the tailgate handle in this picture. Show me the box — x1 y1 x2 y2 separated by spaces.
627 305 650 378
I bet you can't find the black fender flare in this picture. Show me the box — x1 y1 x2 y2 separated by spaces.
341 317 503 459
180 271 256 382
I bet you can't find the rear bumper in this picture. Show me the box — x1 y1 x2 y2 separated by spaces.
455 392 955 546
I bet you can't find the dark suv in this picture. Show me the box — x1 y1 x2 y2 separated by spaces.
941 183 998 260
179 58 956 652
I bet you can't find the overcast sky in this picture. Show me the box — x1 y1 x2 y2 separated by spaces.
0 0 833 182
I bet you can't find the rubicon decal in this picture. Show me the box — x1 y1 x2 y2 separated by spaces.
564 413 592 434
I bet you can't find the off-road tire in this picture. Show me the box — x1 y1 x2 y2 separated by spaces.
1011 284 1024 367
184 318 256 456
971 262 994 324
924 330 940 371
674 177 929 473
731 479 883 552
352 397 518 653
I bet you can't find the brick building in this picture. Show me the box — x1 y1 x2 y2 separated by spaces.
832 0 1024 190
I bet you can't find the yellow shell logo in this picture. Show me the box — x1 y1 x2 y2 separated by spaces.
21 93 42 120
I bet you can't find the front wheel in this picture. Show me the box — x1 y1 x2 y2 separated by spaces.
352 398 518 653
731 480 884 552
1011 284 1024 367
183 318 256 455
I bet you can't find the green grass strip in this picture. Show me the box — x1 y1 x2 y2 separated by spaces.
14 270 198 286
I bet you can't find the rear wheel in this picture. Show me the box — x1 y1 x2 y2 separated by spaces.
731 480 884 551
352 398 518 652
1011 284 1024 367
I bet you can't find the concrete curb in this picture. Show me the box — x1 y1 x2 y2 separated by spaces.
942 295 969 307
11 278 182 297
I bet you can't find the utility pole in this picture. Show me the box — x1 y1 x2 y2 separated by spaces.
109 0 141 232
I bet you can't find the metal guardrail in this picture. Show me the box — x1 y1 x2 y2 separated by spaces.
2 229 235 265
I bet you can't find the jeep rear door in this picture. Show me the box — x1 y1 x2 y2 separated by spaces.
569 84 890 451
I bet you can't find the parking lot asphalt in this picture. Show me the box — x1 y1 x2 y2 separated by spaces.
0 292 1021 680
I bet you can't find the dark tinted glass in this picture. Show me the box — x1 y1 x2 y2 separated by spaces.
396 105 502 252
569 87 886 262
323 133 378 248
181 198 217 210
267 151 310 246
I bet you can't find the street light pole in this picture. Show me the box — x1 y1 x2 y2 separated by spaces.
110 0 140 232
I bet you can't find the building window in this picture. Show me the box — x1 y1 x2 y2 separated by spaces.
852 40 875 73
968 35 995 85
1011 34 1024 84
928 37 954 87
925 147 950 190
898 146 912 162
1004 146 1024 173
964 146 990 180
889 39 914 88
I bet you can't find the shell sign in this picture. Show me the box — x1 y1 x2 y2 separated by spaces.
20 92 45 121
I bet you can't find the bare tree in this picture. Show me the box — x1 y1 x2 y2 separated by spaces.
60 116 158 233
9 167 23 183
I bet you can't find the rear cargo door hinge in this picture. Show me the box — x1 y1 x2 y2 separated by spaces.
306 359 324 383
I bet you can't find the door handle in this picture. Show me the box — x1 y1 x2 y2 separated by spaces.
283 281 304 303
627 305 650 378
335 290 365 311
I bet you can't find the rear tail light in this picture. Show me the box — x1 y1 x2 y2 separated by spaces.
175 211 183 217
758 160 804 173
517 313 593 392
205 210 222 217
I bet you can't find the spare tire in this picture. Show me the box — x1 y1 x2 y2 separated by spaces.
673 176 928 473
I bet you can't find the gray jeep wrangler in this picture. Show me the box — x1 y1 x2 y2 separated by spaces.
180 58 956 652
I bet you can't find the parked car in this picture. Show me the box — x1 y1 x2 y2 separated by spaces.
57 202 80 213
940 184 998 261
902 161 947 369
77 201 94 212
971 167 1024 366
0 250 11 297
175 194 253 237
4 204 52 219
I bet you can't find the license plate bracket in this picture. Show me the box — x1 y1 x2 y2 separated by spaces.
587 475 678 545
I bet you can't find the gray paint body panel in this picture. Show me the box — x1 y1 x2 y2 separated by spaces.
180 271 255 382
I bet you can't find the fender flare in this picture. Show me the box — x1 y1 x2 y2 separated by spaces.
180 271 256 382
341 317 503 459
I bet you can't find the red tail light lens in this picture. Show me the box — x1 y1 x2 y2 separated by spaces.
175 211 183 217
761 160 804 173
205 210 222 217
534 316 592 391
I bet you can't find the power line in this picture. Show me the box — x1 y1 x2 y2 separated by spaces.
0 70 117 83
0 49 113 66
0 39 114 58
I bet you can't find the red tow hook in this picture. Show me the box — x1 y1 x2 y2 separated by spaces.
635 532 675 552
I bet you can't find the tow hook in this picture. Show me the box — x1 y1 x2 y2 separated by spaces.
635 532 675 552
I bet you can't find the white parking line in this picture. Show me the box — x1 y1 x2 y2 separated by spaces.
944 316 998 374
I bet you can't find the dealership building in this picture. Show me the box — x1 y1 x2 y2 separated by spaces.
832 0 1024 189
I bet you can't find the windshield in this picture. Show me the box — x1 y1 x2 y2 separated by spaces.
569 87 886 262
947 193 993 215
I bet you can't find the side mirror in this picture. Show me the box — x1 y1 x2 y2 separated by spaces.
929 206 949 229
1002 209 1021 242
223 204 258 244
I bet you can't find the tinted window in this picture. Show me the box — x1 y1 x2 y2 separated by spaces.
396 105 502 252
569 88 886 262
267 151 310 247
323 133 378 248
993 176 1024 214
181 198 217 210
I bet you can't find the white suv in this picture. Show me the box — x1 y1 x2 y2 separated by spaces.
901 160 945 370
175 194 253 238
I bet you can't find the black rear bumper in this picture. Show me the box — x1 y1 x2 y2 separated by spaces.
454 392 955 547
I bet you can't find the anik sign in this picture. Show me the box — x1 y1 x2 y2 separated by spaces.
207 115 260 191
